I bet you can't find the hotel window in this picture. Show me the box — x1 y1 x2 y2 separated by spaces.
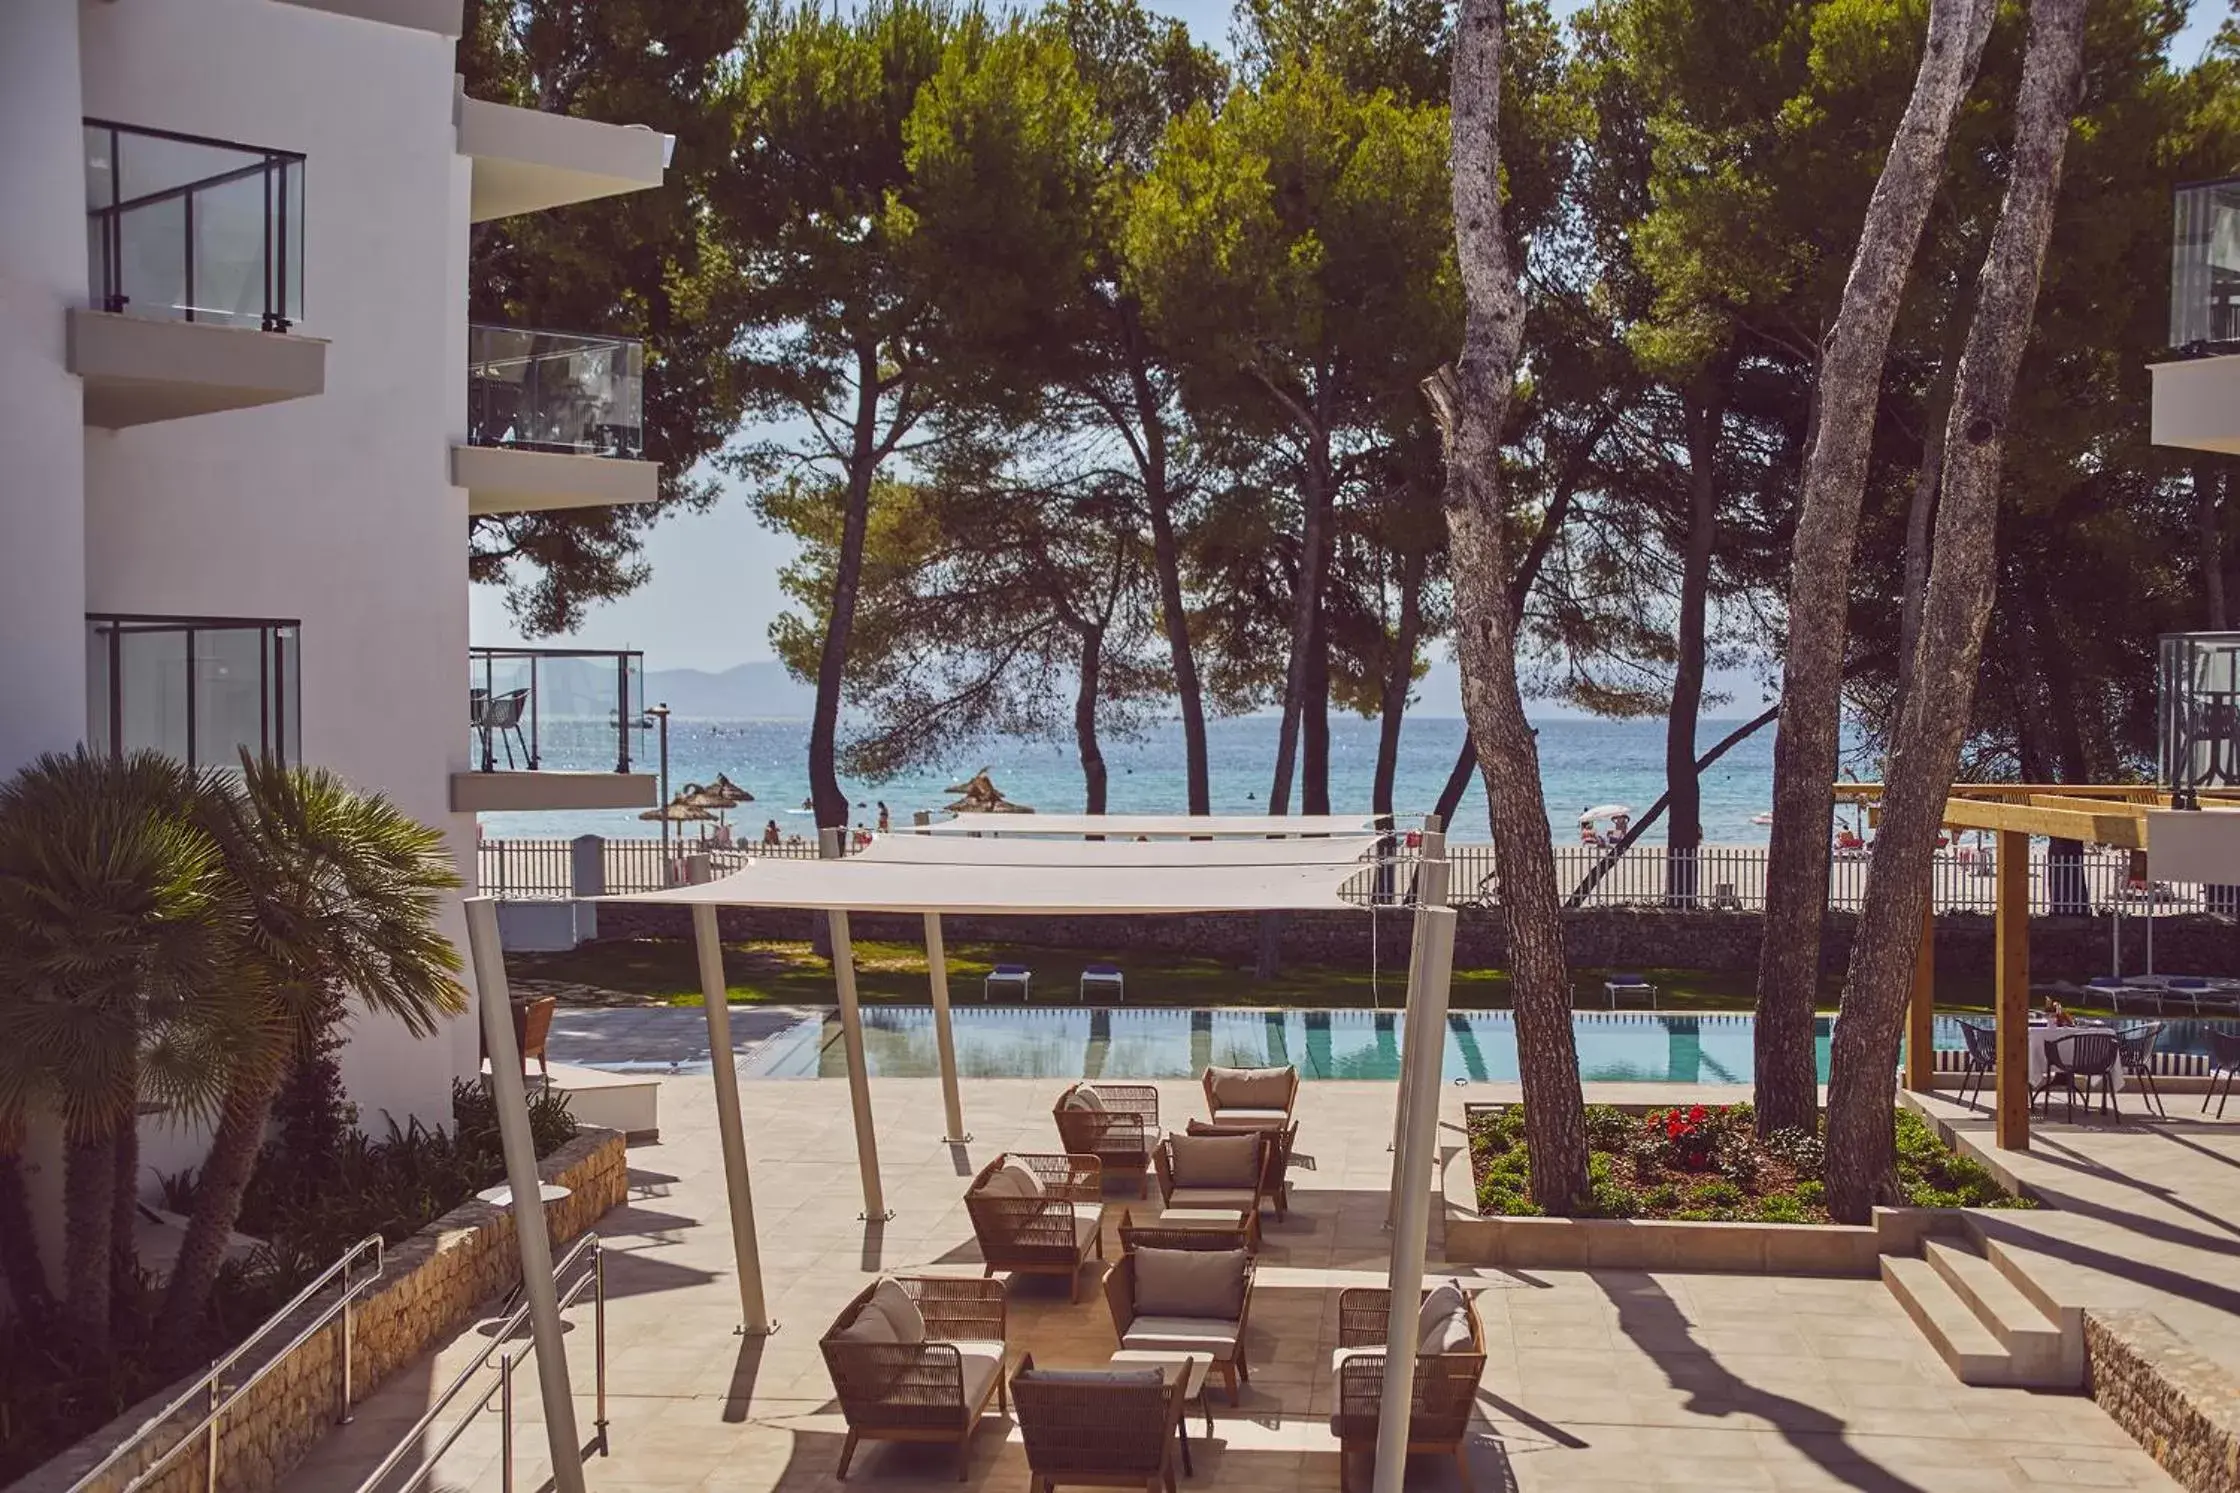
87 615 301 769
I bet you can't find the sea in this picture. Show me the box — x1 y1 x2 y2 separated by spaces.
477 714 1829 846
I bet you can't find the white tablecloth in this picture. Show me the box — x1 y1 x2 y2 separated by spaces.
2025 1024 2125 1092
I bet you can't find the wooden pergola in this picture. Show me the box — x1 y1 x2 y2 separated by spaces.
1834 783 2181 1152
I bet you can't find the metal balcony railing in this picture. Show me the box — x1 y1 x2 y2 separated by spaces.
2172 177 2240 353
85 120 305 332
467 325 644 459
470 646 644 774
2161 631 2240 806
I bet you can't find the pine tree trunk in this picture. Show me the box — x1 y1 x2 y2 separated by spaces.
2200 459 2228 630
1303 604 1332 816
1267 422 1333 816
1754 0 1997 1138
1824 0 2087 1222
162 1077 279 1344
0 1153 55 1327
62 1131 114 1353
1665 379 1724 909
808 346 888 831
1127 323 1212 815
1374 548 1429 820
1435 0 1590 1214
110 1119 141 1313
1076 625 1109 816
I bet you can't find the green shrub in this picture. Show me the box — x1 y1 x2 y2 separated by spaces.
1584 1151 1640 1218
1752 1192 1811 1224
1762 1126 1825 1179
1583 1105 1638 1150
1691 1179 1745 1210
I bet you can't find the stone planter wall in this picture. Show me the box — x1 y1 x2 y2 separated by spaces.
590 901 2238 984
2084 1310 2240 1493
20 1128 627 1493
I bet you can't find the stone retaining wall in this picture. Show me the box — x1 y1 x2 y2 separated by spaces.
2084 1309 2240 1493
20 1128 627 1493
591 902 2237 983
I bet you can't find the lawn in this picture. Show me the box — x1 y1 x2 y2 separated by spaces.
506 936 2007 1013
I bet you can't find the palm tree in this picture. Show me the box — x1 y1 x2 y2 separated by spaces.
161 757 465 1339
0 751 244 1353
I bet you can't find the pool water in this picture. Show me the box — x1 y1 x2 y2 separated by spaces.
737 1007 1838 1083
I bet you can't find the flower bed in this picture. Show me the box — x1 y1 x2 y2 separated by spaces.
1467 1101 2029 1223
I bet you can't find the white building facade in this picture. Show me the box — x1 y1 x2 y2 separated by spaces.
0 0 663 1149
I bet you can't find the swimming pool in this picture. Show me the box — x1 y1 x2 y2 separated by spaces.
728 1007 1834 1083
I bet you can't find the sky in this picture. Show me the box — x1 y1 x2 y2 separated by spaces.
470 0 2233 700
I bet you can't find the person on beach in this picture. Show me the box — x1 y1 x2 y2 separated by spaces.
762 819 781 846
877 801 891 833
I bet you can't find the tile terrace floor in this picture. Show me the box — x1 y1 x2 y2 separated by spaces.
285 1078 2176 1493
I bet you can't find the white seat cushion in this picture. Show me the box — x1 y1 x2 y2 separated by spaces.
1121 1315 1239 1360
951 1339 1007 1414
1066 1086 1107 1112
1331 1345 1381 1375
982 1161 1046 1199
1207 1107 1291 1125
1168 1186 1257 1212
1072 1212 1102 1254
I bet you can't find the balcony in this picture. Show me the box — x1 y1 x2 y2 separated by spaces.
452 324 660 514
456 90 671 223
2151 631 2240 881
72 121 326 428
87 614 302 770
2151 177 2240 454
452 646 656 813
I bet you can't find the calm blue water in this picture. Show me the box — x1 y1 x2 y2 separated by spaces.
481 715 1813 846
720 1007 1837 1083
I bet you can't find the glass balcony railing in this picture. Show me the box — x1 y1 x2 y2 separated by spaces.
2160 631 2240 805
470 646 645 774
84 120 305 332
2171 177 2240 352
467 325 645 459
89 614 302 770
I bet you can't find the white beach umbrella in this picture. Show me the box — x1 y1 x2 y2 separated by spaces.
1580 803 1632 824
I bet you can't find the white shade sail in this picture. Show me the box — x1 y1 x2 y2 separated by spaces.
604 852 1378 915
915 811 1386 838
856 832 1382 868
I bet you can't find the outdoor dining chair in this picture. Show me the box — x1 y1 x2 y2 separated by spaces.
2115 1022 2168 1118
1956 1020 1997 1108
2044 1030 2123 1123
2205 1029 2240 1118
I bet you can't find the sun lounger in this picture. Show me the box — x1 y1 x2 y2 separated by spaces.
986 963 1032 1000
1079 964 1126 1001
1604 972 1657 1010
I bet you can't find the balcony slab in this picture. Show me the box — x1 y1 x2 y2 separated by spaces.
452 443 660 515
2150 352 2240 454
450 770 656 813
68 310 327 428
273 0 461 34
457 92 669 222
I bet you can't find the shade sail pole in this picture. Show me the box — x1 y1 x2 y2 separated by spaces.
925 913 970 1143
821 828 889 1219
464 898 587 1493
1373 865 1457 1493
1388 828 1446 1222
693 903 773 1333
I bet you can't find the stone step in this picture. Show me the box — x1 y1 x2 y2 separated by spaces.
1881 1253 2012 1385
1924 1239 2074 1386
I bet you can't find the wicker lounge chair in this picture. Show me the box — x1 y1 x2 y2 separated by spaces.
1055 1083 1160 1198
820 1275 1009 1480
1104 1244 1255 1404
1186 1116 1298 1220
1010 1353 1190 1493
1152 1131 1273 1247
1201 1064 1298 1127
965 1152 1106 1301
1332 1283 1487 1493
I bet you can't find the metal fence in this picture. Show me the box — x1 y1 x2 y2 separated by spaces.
476 834 2220 916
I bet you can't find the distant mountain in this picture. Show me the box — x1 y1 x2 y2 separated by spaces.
643 660 817 720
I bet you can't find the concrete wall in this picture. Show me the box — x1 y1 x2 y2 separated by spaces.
590 901 2240 985
76 0 476 1128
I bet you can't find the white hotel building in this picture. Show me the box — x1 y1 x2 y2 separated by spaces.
0 0 663 1143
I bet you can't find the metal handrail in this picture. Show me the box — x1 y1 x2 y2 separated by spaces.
68 1234 385 1493
352 1232 607 1493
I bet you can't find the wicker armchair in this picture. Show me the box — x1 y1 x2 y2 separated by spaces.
1054 1083 1160 1198
1332 1285 1487 1493
1152 1131 1272 1246
1010 1352 1189 1493
1201 1064 1298 1126
819 1276 1009 1480
1104 1246 1255 1403
1117 1208 1252 1256
1186 1117 1298 1220
965 1152 1106 1302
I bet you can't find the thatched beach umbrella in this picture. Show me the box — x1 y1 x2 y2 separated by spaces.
707 772 754 805
945 769 1033 815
